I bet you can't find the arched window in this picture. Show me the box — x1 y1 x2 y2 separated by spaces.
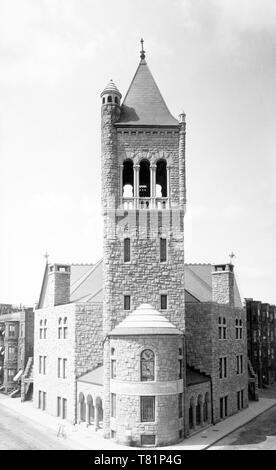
141 349 155 381
122 160 133 197
102 97 105 104
156 159 167 197
114 96 118 104
107 95 112 103
139 160 150 197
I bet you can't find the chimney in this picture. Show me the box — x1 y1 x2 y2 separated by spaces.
45 264 71 307
212 263 235 307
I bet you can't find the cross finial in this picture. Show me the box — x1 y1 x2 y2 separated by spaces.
140 38 145 60
44 251 49 263
229 252 236 264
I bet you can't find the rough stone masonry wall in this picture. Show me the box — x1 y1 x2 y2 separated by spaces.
110 335 183 447
44 270 70 308
101 111 186 438
185 302 248 424
75 302 103 379
212 270 234 306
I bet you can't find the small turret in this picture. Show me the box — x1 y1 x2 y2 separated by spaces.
100 79 122 107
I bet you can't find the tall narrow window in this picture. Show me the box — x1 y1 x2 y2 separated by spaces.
141 349 155 381
58 318 62 339
161 294 167 310
58 358 61 378
39 320 43 339
43 356 46 375
111 393 116 418
62 398 67 419
141 396 155 422
111 359 116 379
178 393 183 418
44 319 47 339
124 295 130 311
63 317 68 339
239 319 243 339
160 238 167 262
57 397 61 417
63 358 67 379
219 357 227 378
178 349 183 379
124 238 130 262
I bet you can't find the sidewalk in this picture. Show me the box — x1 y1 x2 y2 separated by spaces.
0 394 276 450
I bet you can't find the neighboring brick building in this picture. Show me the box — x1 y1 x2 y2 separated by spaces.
0 303 34 397
246 298 276 390
33 43 251 446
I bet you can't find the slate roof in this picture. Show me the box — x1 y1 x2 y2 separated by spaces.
116 59 179 127
38 260 242 309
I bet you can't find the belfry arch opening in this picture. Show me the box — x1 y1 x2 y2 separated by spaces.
139 159 150 197
122 160 133 197
156 159 167 197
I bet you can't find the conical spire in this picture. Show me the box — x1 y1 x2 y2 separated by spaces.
116 44 178 126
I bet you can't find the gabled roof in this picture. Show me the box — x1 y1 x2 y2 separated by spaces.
37 261 103 309
116 59 179 127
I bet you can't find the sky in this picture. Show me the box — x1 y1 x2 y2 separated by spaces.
0 0 275 306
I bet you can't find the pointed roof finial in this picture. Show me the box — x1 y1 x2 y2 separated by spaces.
140 38 145 60
229 252 236 265
44 251 49 264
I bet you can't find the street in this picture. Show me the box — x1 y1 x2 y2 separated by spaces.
0 403 72 450
209 405 276 450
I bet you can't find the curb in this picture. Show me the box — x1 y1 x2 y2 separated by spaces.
203 402 276 450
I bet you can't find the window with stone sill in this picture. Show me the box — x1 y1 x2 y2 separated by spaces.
141 396 155 422
111 393 116 418
160 294 167 310
218 317 227 340
160 238 167 262
124 238 131 263
141 349 155 382
219 357 227 379
111 359 116 379
124 295 131 311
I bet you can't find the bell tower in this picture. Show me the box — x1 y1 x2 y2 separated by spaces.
101 41 186 441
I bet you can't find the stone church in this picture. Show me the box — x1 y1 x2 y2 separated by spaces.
33 43 248 447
